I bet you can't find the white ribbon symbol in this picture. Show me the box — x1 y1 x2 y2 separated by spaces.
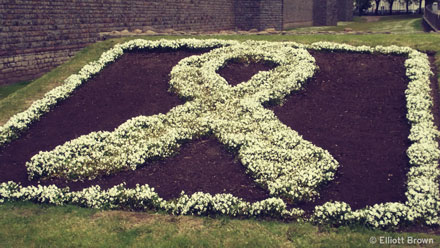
27 41 339 203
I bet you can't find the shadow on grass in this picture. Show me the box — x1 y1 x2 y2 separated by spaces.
0 81 32 101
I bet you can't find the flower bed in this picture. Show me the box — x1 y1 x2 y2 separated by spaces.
0 39 439 228
20 40 339 205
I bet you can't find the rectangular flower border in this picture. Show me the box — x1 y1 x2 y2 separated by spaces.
301 42 440 228
0 39 439 229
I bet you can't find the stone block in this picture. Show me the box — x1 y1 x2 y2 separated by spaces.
264 28 278 34
144 30 157 35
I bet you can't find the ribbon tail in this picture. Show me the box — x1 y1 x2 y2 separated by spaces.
26 102 205 182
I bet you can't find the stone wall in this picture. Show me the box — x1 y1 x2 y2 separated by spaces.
337 0 353 21
283 0 314 29
0 0 236 85
282 0 343 29
0 0 348 85
234 0 283 31
234 0 260 31
259 0 283 31
313 0 338 26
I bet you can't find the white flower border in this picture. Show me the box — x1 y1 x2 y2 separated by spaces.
303 41 440 228
0 181 304 218
0 39 438 228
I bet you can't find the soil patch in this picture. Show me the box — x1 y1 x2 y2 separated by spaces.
217 60 277 86
270 51 410 211
41 136 271 202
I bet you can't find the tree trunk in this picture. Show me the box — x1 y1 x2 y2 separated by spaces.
389 0 394 15
419 0 423 14
406 0 409 14
375 0 381 15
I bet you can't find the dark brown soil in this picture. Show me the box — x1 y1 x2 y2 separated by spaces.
270 51 410 211
0 48 438 219
55 136 270 202
217 60 277 86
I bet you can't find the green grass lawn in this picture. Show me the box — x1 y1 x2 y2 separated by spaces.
288 14 425 33
1 202 439 248
0 81 32 101
1 17 440 247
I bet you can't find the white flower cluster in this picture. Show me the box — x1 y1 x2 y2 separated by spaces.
312 201 354 226
170 191 304 218
0 181 67 205
307 42 440 228
312 201 410 228
306 41 414 55
0 39 438 226
404 50 440 226
68 183 165 210
26 111 201 181
0 181 303 218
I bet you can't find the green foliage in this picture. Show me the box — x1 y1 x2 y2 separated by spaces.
386 0 397 14
355 0 373 15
